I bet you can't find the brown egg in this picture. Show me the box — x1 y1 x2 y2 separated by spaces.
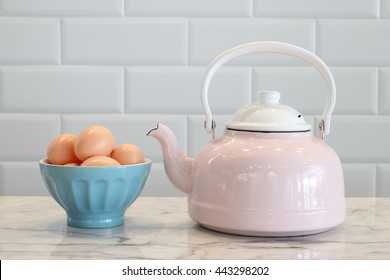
81 156 120 166
64 162 80 166
111 143 145 165
47 134 80 165
74 125 115 161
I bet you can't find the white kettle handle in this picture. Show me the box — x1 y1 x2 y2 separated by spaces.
201 41 336 138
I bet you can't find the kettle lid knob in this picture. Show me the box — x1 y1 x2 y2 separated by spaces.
257 90 281 104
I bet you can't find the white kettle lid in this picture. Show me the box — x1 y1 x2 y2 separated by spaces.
226 90 311 132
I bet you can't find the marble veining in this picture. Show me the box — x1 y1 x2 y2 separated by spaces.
1 197 390 260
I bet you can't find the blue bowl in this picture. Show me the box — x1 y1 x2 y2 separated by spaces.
39 158 152 228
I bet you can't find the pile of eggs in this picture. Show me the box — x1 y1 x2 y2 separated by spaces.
46 125 145 166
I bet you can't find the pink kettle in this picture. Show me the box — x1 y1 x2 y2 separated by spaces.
148 41 345 236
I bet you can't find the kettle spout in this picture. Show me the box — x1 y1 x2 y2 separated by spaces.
147 123 193 194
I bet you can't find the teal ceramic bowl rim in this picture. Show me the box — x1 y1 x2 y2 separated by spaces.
39 158 152 168
39 158 152 228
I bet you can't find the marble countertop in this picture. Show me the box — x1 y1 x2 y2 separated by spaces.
1 196 390 260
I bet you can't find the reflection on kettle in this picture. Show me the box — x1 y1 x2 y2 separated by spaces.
149 41 345 237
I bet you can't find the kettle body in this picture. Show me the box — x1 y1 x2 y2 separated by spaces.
189 129 344 236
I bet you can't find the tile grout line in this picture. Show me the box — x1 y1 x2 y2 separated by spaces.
376 67 381 115
186 18 190 66
122 66 126 114
59 17 62 65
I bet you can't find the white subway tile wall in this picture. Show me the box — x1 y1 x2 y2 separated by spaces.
0 0 389 197
189 18 315 65
0 17 60 64
317 19 390 66
253 0 380 18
